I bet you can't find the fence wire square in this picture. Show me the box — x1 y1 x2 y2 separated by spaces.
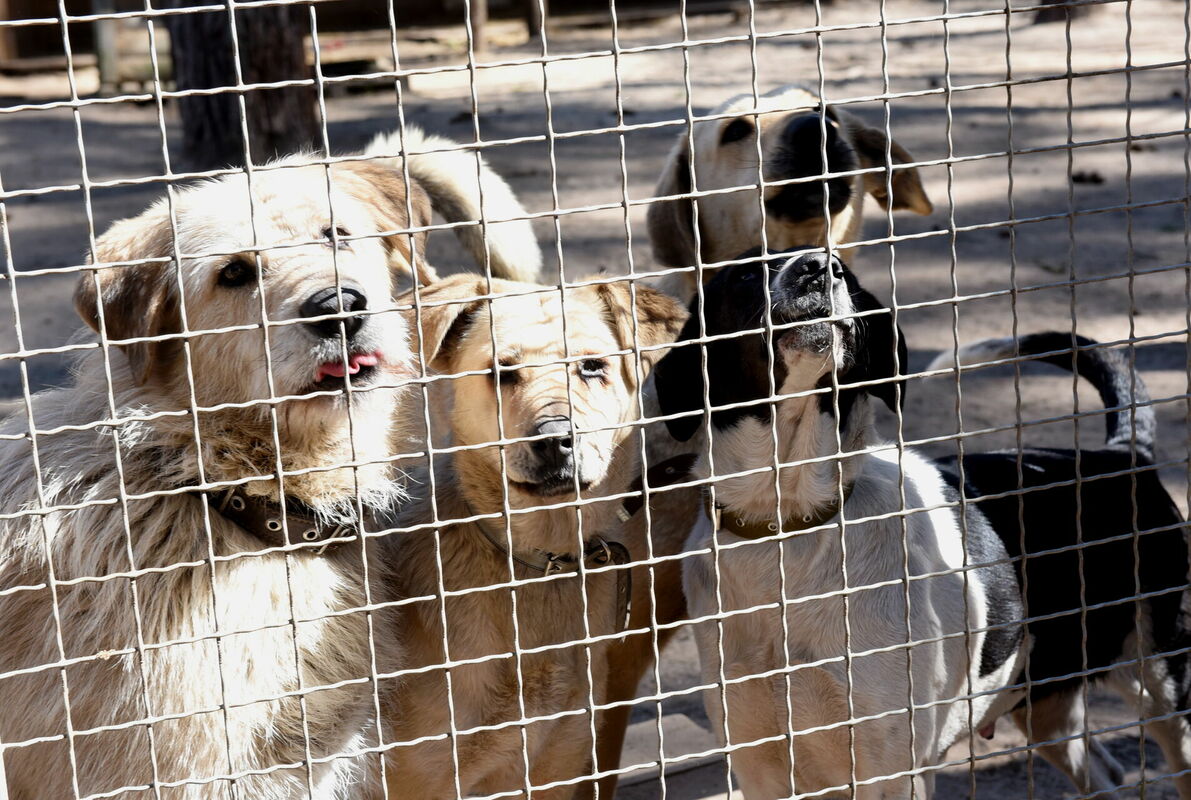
0 1 1190 799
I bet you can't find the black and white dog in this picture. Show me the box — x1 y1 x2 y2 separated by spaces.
653 247 1191 799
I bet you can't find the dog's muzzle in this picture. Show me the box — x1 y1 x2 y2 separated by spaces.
773 250 851 353
765 114 855 222
517 416 587 495
301 284 369 341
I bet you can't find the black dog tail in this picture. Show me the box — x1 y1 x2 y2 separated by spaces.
929 332 1156 462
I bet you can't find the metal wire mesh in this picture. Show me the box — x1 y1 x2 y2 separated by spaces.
0 1 1189 799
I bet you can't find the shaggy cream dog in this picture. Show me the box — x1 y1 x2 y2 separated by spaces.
0 127 537 799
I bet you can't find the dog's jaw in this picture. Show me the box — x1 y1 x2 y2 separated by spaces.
453 444 632 556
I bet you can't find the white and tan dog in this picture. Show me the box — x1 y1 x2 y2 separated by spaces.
380 274 687 800
648 85 932 298
0 127 538 800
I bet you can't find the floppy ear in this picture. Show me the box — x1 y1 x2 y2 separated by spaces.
647 139 699 269
400 274 489 373
650 308 707 442
335 161 438 285
74 205 182 386
594 280 689 387
846 120 933 217
846 285 908 413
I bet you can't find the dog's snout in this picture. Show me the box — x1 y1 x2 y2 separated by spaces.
781 251 839 281
531 417 574 471
301 285 368 340
776 251 845 306
766 114 855 221
783 113 838 156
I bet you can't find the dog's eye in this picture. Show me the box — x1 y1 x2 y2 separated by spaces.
737 269 757 282
496 360 519 385
720 118 754 145
217 258 257 288
322 226 351 250
578 359 608 380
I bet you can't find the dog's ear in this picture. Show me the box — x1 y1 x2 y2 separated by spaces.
594 281 689 387
650 307 707 442
846 285 908 413
335 161 438 285
74 205 182 385
647 139 699 269
846 120 933 217
401 275 489 373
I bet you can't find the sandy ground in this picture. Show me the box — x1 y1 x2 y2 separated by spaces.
2 1 1191 797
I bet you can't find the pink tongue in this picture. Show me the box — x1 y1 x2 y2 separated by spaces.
316 352 381 382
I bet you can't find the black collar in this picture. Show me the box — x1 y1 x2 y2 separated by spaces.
204 485 357 553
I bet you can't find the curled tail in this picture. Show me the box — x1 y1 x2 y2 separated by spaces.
364 126 542 282
928 332 1156 462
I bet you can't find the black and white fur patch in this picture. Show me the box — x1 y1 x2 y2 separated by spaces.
654 249 1191 800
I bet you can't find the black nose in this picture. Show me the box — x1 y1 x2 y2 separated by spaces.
778 251 845 297
531 417 574 472
783 113 841 162
300 286 368 340
784 250 844 279
766 115 855 220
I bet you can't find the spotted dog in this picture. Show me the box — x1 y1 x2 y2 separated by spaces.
652 247 1191 799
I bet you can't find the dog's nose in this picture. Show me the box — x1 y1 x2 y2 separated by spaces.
300 285 368 340
778 251 844 296
531 417 574 472
783 250 844 278
783 114 840 164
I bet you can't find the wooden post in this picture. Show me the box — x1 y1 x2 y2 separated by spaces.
0 740 9 800
524 0 547 40
163 1 318 169
0 0 16 65
468 0 488 55
1034 0 1093 24
92 0 119 95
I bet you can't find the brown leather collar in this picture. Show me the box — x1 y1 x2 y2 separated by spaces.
472 514 633 632
204 485 357 553
464 454 697 633
705 484 853 540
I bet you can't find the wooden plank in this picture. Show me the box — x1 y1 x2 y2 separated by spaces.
0 0 16 64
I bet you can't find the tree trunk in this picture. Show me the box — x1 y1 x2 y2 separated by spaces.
165 2 317 169
524 0 546 40
1034 0 1093 24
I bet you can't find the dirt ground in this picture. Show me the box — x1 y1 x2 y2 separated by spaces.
2 1 1191 797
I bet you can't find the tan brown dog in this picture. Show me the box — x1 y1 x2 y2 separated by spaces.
381 275 688 799
0 127 537 800
648 84 932 297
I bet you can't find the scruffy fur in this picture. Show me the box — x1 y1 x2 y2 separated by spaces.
379 275 687 799
0 128 537 799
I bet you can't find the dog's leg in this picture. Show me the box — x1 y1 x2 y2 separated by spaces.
690 609 797 800
1011 690 1122 799
1090 737 1128 787
587 506 691 800
1139 713 1191 799
1121 659 1191 799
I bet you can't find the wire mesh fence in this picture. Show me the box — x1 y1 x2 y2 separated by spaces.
0 1 1189 799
